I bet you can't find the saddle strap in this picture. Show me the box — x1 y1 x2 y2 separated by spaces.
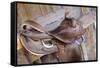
57 44 66 62
54 40 66 62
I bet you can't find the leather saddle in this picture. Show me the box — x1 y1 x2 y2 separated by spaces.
17 16 86 63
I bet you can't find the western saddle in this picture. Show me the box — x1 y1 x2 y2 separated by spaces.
17 12 95 64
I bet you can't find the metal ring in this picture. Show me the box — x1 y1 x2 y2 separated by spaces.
41 40 54 48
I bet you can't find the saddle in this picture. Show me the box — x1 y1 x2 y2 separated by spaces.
17 14 87 64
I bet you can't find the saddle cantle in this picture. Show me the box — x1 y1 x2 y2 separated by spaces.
19 20 58 55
